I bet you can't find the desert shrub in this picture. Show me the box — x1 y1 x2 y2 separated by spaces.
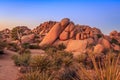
19 71 54 80
12 53 31 66
75 54 87 63
7 43 19 51
56 51 73 67
29 44 41 49
42 44 57 51
0 41 7 49
58 68 79 80
45 46 57 57
57 43 66 50
30 55 51 72
22 43 30 49
48 51 73 70
97 34 103 38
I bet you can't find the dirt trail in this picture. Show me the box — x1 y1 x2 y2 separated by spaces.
0 49 19 80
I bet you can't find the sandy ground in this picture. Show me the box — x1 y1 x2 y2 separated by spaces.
0 49 19 80
0 49 45 80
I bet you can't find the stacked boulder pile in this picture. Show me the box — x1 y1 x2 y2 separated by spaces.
0 18 119 54
38 18 119 53
32 21 56 35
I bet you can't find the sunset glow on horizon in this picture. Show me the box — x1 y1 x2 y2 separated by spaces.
0 0 120 34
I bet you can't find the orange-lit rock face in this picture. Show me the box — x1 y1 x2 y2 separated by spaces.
39 18 103 47
0 18 119 52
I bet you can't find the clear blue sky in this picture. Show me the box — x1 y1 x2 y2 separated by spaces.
0 0 120 34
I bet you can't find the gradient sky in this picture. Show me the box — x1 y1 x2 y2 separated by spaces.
0 0 120 34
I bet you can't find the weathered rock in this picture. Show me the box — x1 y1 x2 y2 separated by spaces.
32 21 56 35
94 44 104 53
81 33 84 40
59 22 75 40
21 34 35 43
83 33 87 39
112 43 120 51
64 22 75 32
60 18 70 28
90 31 93 37
87 38 95 45
86 34 90 38
59 31 69 41
10 40 20 44
65 40 88 52
92 27 102 35
85 27 91 34
98 38 111 49
110 30 118 37
76 33 80 40
39 23 64 46
70 29 76 39
93 35 98 43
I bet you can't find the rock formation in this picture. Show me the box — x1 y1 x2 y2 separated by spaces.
38 18 120 53
0 18 120 53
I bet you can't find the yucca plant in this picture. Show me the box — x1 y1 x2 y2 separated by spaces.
58 67 79 80
19 70 54 80
30 55 51 72
77 53 120 80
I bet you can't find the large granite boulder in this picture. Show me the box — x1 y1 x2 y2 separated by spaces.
98 38 111 49
65 40 88 52
39 23 62 46
59 22 75 40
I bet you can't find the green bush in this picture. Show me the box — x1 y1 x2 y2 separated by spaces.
12 53 31 66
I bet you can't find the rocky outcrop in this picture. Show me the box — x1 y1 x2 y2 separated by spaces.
32 21 56 35
98 38 111 49
39 18 70 46
65 40 88 52
94 44 104 53
59 22 74 40
21 34 35 43
39 23 62 46
0 18 119 53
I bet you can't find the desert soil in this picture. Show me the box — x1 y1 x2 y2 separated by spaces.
0 49 19 80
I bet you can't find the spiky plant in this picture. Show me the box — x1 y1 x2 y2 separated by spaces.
77 53 120 80
19 70 54 80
